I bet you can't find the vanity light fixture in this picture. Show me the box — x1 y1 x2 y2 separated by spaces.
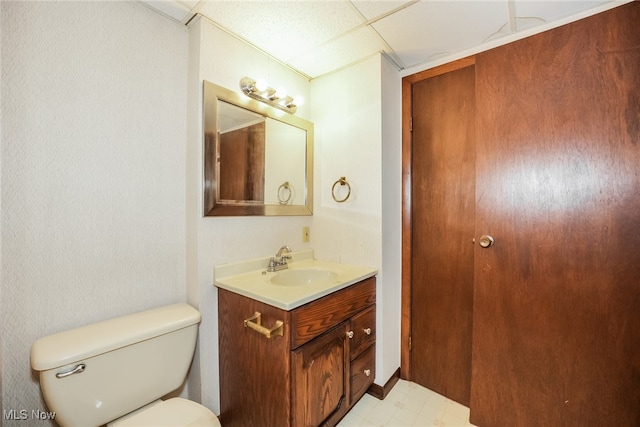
240 77 299 114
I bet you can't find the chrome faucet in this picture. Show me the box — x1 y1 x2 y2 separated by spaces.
267 246 292 272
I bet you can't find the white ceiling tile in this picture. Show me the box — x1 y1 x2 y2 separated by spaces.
180 0 200 8
140 0 193 22
372 0 510 68
512 0 610 25
163 0 624 78
286 26 385 77
350 0 415 20
198 1 365 61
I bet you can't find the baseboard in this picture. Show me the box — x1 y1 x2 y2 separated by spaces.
366 367 401 400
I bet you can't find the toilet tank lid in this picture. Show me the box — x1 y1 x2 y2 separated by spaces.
31 303 201 371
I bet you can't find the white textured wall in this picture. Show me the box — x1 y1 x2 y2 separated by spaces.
1 3 400 421
187 17 313 413
380 56 403 383
0 1 188 422
310 56 383 266
310 55 387 382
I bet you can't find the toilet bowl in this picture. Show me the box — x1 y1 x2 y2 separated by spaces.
108 398 219 427
30 303 220 427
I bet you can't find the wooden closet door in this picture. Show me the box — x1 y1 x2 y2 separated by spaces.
410 64 475 406
471 3 640 426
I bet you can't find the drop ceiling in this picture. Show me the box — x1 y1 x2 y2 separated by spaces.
141 0 626 79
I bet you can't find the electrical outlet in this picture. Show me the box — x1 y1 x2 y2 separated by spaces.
302 226 310 243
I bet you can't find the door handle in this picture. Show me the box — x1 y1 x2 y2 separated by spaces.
479 235 494 248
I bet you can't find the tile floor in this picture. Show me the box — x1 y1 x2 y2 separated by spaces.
337 380 478 427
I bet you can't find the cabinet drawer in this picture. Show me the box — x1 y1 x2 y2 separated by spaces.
290 277 376 349
349 305 375 360
350 344 375 404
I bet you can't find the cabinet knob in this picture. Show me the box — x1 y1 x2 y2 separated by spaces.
364 369 371 377
347 331 354 339
363 327 371 335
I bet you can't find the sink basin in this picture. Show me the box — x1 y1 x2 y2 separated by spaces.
270 269 338 286
214 250 378 309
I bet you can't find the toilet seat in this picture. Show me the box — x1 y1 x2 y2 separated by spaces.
109 398 221 427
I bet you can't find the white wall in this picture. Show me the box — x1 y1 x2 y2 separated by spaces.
310 54 402 386
188 20 401 412
310 55 382 268
0 1 188 422
186 17 314 413
1 2 402 420
380 55 403 384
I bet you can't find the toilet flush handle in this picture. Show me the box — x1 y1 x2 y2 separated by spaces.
56 363 86 379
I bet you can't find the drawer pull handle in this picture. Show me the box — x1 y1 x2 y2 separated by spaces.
363 327 371 335
364 369 371 377
244 312 283 339
347 331 354 339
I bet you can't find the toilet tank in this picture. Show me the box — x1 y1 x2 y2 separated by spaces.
30 303 201 427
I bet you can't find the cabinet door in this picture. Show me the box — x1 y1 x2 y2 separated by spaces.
291 322 350 427
218 289 291 427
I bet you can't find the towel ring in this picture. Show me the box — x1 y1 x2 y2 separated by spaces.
278 181 292 205
331 177 351 203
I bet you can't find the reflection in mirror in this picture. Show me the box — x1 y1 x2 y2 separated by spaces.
217 102 266 203
203 81 313 216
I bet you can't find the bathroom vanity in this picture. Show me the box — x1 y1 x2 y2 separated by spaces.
215 251 377 427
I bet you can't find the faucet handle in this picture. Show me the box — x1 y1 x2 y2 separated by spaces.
276 245 292 257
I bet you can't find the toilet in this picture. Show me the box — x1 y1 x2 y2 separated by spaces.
30 303 221 427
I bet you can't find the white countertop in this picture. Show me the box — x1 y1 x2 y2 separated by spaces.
213 250 378 310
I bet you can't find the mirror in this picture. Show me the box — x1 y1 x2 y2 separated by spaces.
203 80 313 216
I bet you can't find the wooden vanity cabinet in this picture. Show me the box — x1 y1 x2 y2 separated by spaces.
218 276 376 427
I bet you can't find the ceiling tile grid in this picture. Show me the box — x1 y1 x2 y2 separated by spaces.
350 0 416 21
140 0 625 78
371 0 511 68
286 25 388 77
197 0 365 62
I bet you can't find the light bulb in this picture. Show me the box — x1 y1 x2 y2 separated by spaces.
255 79 268 92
